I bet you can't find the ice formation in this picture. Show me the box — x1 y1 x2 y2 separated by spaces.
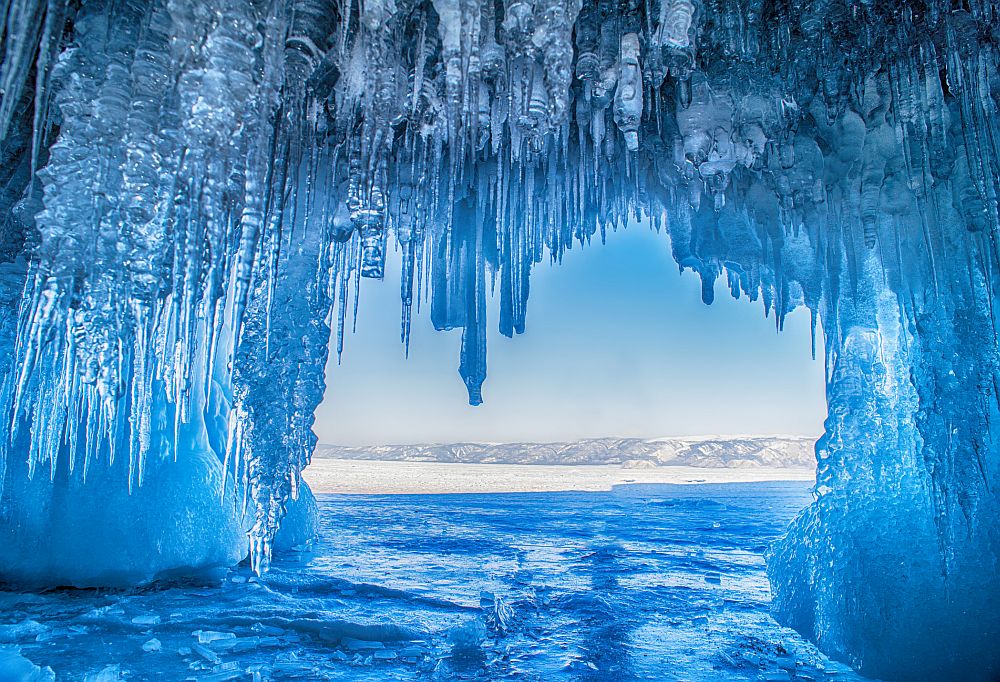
1 0 999 679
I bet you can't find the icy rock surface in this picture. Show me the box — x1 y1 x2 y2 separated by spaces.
1 0 1000 679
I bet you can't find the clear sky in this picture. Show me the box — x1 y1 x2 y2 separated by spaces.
314 225 827 446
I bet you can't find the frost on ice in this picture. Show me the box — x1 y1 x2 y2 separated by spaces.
1 0 1000 679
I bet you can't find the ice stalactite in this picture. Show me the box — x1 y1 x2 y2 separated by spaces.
229 148 343 574
2 1 1000 679
769 223 1000 680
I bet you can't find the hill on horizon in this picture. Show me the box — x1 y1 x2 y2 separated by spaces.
314 436 818 469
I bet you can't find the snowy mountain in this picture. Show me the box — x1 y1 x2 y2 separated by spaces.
315 436 817 469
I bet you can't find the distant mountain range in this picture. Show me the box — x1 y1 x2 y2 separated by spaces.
314 436 817 469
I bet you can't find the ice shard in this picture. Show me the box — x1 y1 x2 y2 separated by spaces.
1 0 1000 679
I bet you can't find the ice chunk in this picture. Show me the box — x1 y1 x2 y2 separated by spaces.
0 650 55 682
194 631 237 645
272 653 316 677
397 645 428 661
0 445 248 588
131 615 160 627
448 619 487 659
83 665 121 682
190 664 244 682
0 622 46 644
191 643 221 665
340 638 384 651
272 483 319 553
763 673 791 682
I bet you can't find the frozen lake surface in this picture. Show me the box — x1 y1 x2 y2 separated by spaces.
0 482 876 681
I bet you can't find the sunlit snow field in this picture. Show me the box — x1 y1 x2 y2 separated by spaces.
0 482 875 681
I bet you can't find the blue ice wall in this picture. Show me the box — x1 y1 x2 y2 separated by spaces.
1 1 1000 679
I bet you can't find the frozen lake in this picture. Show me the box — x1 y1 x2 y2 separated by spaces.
0 482 875 681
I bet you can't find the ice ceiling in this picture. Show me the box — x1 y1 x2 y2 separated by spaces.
1 0 999 679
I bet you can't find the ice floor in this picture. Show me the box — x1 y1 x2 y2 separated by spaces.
0 482 876 681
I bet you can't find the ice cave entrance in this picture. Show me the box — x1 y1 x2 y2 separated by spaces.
316 226 827 447
3 1 1000 680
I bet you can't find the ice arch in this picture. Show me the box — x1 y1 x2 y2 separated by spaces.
1 1 999 680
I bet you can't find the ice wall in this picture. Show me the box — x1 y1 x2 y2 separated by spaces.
2 0 1000 679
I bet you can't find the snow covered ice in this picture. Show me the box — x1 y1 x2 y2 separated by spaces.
0 483 877 682
1 0 1000 680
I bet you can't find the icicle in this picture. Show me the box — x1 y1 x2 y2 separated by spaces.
4 0 1000 601
614 33 643 151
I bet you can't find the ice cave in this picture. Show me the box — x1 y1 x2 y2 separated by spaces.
0 0 999 680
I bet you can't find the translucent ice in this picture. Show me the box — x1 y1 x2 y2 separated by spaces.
1 1 1000 680
0 650 55 682
0 436 247 588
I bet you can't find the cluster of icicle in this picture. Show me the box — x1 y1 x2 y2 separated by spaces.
1 0 1000 575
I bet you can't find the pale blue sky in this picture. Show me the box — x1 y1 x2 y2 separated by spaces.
315 225 827 445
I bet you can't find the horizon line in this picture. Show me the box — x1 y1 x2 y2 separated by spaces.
317 433 824 448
